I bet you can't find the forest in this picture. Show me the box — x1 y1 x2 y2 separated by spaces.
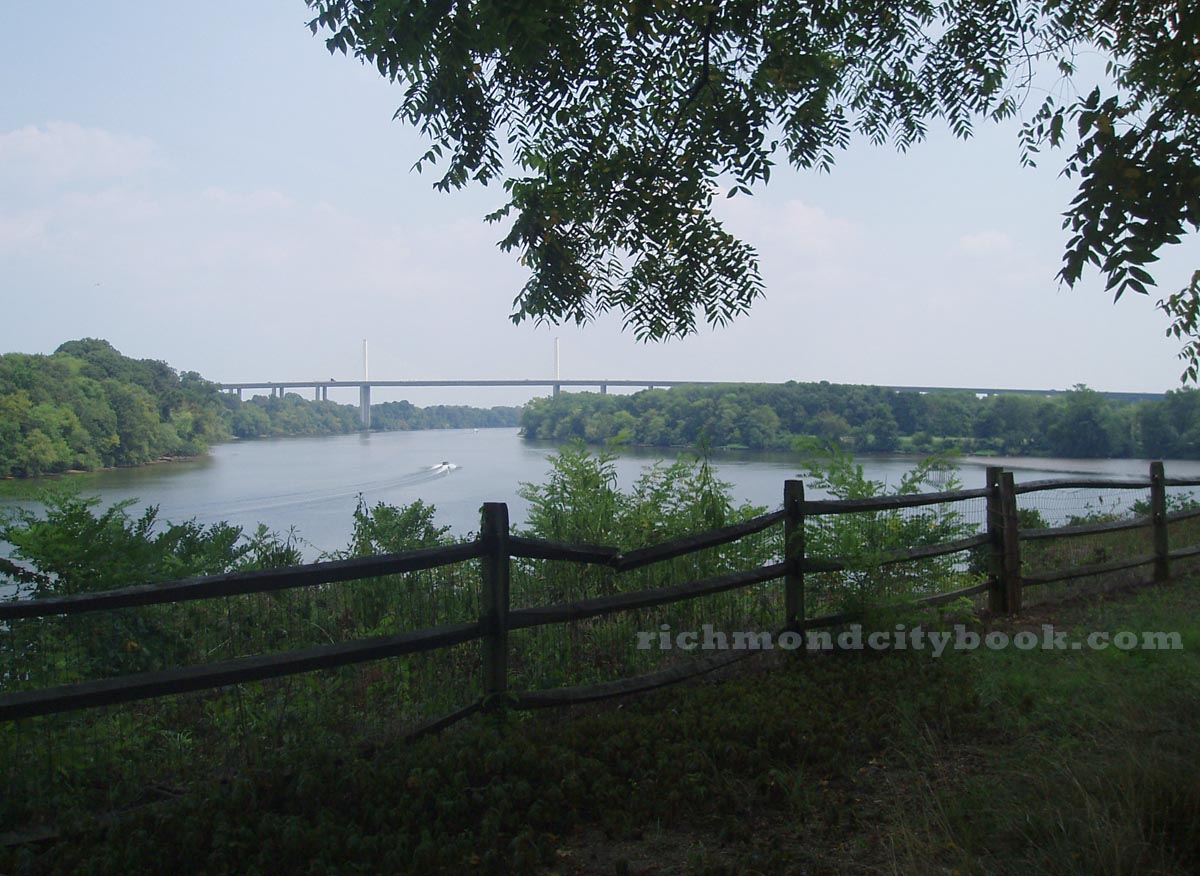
370 400 520 432
520 382 1200 459
0 339 234 477
0 340 519 478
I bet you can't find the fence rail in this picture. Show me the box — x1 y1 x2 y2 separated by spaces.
1 461 1195 730
1023 553 1159 588
1019 515 1154 540
0 621 483 722
0 541 485 620
1012 477 1153 493
508 508 787 570
800 486 989 514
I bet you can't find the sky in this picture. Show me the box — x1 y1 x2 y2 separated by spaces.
2 2 1197 407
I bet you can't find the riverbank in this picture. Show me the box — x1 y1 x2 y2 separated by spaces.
519 383 1198 460
6 430 1200 558
10 574 1196 874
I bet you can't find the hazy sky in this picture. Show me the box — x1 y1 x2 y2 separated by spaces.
2 2 1197 407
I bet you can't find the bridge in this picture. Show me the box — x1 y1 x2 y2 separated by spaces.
219 379 714 428
217 379 1166 429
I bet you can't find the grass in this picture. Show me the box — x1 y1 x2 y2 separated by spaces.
885 578 1200 876
4 574 1197 875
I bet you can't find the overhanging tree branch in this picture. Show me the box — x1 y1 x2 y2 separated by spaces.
305 0 1199 360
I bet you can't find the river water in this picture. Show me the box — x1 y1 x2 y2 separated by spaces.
4 428 1200 559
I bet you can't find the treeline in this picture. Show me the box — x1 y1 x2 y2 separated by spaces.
0 339 520 478
0 339 374 477
0 339 233 477
520 382 1200 459
229 394 361 440
371 400 521 431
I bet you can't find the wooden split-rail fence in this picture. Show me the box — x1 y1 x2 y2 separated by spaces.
2 462 1199 732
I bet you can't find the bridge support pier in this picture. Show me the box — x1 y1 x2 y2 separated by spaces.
359 385 371 429
600 384 607 395
553 383 561 397
236 388 243 400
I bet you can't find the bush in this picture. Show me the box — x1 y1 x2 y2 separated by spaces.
798 443 982 614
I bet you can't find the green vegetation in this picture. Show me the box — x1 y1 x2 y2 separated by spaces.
0 493 302 599
228 395 519 440
0 339 233 477
517 442 760 549
0 446 779 694
0 445 967 834
886 581 1200 876
507 444 783 692
2 445 1196 872
522 382 1200 457
6 576 1197 874
800 445 981 612
0 493 304 680
227 392 360 440
0 339 522 478
0 338 360 477
370 400 520 432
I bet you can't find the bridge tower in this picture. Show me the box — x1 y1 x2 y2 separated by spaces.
360 339 371 429
553 337 561 397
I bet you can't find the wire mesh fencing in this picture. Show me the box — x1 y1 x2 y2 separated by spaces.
508 522 785 694
1 643 483 831
1014 481 1155 608
0 558 484 833
1 562 482 692
803 494 990 618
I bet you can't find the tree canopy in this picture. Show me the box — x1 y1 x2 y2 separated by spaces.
305 0 1198 351
521 382 1200 458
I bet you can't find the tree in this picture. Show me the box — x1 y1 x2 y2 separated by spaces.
1159 270 1200 381
306 1 1198 347
103 380 168 465
810 410 851 443
738 403 781 448
987 394 1044 453
1136 400 1178 456
860 403 899 452
1046 386 1121 457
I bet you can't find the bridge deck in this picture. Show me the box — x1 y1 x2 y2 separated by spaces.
216 379 1164 402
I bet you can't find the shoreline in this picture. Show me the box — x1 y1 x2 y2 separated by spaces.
0 425 529 483
1 453 204 482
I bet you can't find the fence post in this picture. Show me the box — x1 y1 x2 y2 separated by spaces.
1150 461 1170 583
784 480 806 633
480 502 511 707
986 467 1007 613
1000 472 1023 614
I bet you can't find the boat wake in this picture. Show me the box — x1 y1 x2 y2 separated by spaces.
180 464 462 522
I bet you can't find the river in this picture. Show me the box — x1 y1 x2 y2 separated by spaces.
4 428 1200 559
